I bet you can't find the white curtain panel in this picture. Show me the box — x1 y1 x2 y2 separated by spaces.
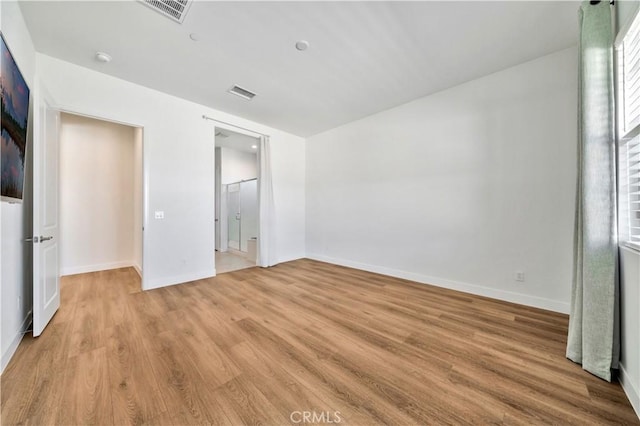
566 0 619 382
257 136 278 267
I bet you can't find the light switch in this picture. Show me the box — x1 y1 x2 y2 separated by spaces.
154 211 165 219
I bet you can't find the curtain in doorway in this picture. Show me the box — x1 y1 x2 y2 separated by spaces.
257 136 278 267
566 0 619 382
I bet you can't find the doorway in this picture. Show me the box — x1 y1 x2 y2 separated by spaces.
58 112 144 283
214 128 259 273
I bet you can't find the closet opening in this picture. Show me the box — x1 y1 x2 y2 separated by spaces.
59 112 144 286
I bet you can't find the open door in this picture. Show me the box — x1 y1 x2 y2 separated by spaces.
31 81 60 337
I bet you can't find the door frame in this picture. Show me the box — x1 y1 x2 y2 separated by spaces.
56 107 148 289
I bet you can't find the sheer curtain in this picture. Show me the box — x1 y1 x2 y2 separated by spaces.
257 136 278 267
566 0 619 382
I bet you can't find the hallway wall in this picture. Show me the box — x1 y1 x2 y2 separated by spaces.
59 113 137 275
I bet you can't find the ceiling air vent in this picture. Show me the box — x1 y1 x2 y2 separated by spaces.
228 85 257 101
140 0 192 24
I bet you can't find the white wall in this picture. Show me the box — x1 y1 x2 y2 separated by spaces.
0 1 36 373
271 135 306 263
617 1 640 418
38 54 306 290
220 147 257 184
59 113 136 275
306 47 577 314
133 127 143 276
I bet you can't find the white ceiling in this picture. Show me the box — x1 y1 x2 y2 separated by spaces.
19 1 579 137
215 128 259 153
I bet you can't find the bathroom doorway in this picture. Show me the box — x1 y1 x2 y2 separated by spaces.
214 128 259 273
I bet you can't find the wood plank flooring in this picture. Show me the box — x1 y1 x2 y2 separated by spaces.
1 259 638 425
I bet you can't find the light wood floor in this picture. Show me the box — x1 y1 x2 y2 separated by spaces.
1 259 638 425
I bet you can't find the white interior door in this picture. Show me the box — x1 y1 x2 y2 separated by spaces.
32 82 60 337
214 147 221 251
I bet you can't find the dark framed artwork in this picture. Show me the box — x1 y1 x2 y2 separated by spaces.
1 31 31 202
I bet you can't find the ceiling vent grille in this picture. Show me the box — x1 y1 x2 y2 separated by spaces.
140 0 192 24
228 85 257 101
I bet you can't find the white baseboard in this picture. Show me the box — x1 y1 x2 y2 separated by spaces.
278 254 305 264
1 310 32 374
133 263 142 278
60 261 134 276
144 269 216 291
620 363 640 420
306 254 570 314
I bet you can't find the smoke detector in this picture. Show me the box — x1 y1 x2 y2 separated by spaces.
95 52 112 63
295 40 310 51
139 0 192 24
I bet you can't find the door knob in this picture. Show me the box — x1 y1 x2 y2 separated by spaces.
40 236 53 242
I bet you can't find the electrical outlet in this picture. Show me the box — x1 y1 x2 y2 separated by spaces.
515 271 525 282
154 211 165 220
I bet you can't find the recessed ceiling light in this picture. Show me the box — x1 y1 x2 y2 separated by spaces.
251 145 257 149
189 33 200 41
295 40 309 51
95 52 112 63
